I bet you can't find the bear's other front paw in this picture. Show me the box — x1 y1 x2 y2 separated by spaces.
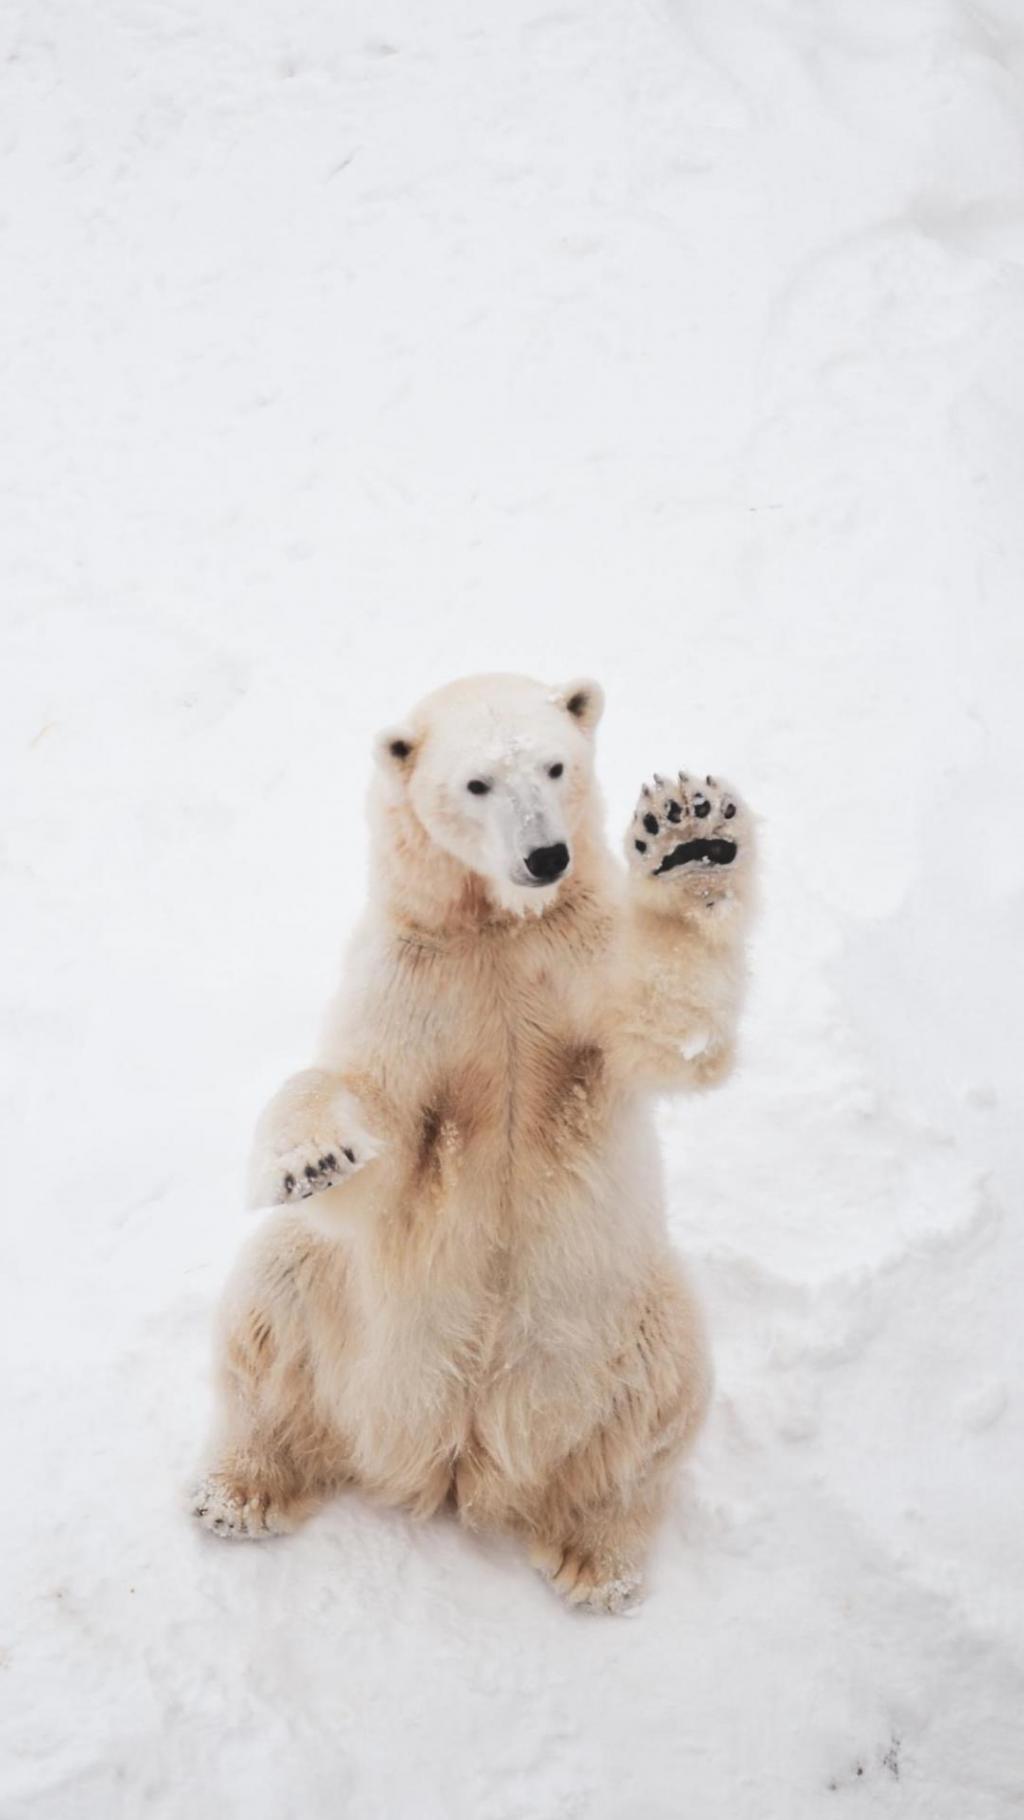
626 772 748 891
272 1141 366 1205
248 1084 383 1209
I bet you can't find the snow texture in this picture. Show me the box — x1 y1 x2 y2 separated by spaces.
3 0 1023 1815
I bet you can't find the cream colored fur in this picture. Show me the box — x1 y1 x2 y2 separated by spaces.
192 674 756 1612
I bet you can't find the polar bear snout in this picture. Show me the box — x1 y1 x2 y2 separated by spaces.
524 842 570 883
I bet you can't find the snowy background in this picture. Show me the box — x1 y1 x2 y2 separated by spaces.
3 0 1024 1814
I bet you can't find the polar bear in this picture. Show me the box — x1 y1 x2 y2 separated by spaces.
192 673 755 1611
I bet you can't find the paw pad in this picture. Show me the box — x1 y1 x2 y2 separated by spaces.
627 771 746 885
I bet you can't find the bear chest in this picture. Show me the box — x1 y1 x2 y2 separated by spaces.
398 942 614 1183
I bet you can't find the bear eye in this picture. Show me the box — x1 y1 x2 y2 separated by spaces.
466 779 491 795
548 763 564 779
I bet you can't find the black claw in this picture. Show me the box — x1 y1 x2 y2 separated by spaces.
635 839 647 853
724 802 736 819
283 1173 295 1193
667 800 682 823
304 1164 318 1181
643 812 659 835
694 797 711 818
321 1153 337 1170
706 774 715 786
342 1146 356 1164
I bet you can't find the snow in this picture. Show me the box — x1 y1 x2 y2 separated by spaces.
3 0 1023 1813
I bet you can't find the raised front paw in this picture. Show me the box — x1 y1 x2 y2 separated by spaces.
626 772 748 886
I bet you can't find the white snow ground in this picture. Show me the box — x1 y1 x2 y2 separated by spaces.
3 0 1024 1814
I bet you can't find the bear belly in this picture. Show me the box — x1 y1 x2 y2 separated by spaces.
341 1069 659 1519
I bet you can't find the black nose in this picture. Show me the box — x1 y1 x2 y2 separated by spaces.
525 842 570 882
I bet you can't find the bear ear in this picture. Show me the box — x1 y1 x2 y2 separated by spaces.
554 678 605 735
375 726 418 773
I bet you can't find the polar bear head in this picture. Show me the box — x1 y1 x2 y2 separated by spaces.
374 673 605 918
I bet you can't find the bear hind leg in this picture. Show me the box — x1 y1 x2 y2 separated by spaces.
525 1281 710 1611
192 1226 349 1541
